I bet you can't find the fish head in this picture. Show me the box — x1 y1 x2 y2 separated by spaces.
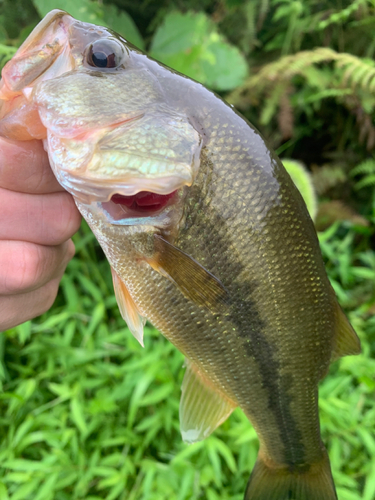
0 10 203 225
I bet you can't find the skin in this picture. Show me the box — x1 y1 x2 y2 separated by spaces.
0 137 81 331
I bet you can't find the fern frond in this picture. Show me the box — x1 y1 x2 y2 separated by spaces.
354 174 375 190
229 47 375 149
304 88 353 104
229 47 375 107
350 158 375 177
336 53 375 91
252 47 337 91
260 81 289 125
350 158 375 190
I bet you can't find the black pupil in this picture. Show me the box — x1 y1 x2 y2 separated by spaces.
87 43 119 69
92 51 109 68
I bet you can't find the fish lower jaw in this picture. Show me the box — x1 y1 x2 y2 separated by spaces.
53 168 192 205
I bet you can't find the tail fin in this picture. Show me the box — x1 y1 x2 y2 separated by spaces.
245 450 337 500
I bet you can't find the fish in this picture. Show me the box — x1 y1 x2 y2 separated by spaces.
0 10 361 500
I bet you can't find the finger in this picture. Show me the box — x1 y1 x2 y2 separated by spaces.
0 239 74 295
0 187 81 245
0 137 64 194
0 277 62 331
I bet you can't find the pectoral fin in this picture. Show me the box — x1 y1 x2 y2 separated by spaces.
111 268 146 347
331 302 361 361
146 234 228 311
180 359 237 443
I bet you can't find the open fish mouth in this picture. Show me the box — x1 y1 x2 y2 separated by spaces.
88 187 183 226
102 189 178 220
110 191 178 212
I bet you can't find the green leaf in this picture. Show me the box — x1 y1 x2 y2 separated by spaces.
282 159 317 220
151 11 208 55
76 274 103 303
15 321 31 345
150 11 248 91
9 479 41 500
102 5 144 50
138 383 173 406
48 382 72 399
32 0 143 50
33 473 59 500
0 483 9 500
363 459 375 500
7 379 37 415
70 397 88 436
212 437 237 473
202 37 248 90
32 0 102 24
3 459 49 472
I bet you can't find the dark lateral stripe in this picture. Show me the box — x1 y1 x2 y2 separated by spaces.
181 191 306 466
229 283 306 466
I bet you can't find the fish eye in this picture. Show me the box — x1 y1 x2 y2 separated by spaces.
85 39 126 69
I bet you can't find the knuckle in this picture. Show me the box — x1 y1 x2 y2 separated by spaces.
46 193 81 244
4 243 45 293
66 239 76 261
0 278 60 330
38 279 60 312
55 241 75 279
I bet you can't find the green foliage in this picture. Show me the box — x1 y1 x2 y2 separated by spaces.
150 11 248 91
31 0 144 49
351 158 375 190
0 44 17 69
229 48 375 150
0 0 375 499
282 159 317 219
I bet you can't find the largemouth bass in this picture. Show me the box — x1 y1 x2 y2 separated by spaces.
0 10 361 500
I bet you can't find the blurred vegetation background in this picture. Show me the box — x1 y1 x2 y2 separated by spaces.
1 0 375 499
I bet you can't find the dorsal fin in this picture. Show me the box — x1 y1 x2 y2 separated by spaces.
180 359 237 443
331 302 360 361
111 268 146 347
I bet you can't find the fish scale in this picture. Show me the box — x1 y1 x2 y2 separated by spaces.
0 10 361 500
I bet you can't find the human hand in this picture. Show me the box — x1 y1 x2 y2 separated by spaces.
0 137 82 331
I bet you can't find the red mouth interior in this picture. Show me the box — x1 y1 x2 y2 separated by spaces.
111 190 177 213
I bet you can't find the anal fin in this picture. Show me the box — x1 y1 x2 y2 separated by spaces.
332 302 361 361
180 359 237 443
111 268 146 347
